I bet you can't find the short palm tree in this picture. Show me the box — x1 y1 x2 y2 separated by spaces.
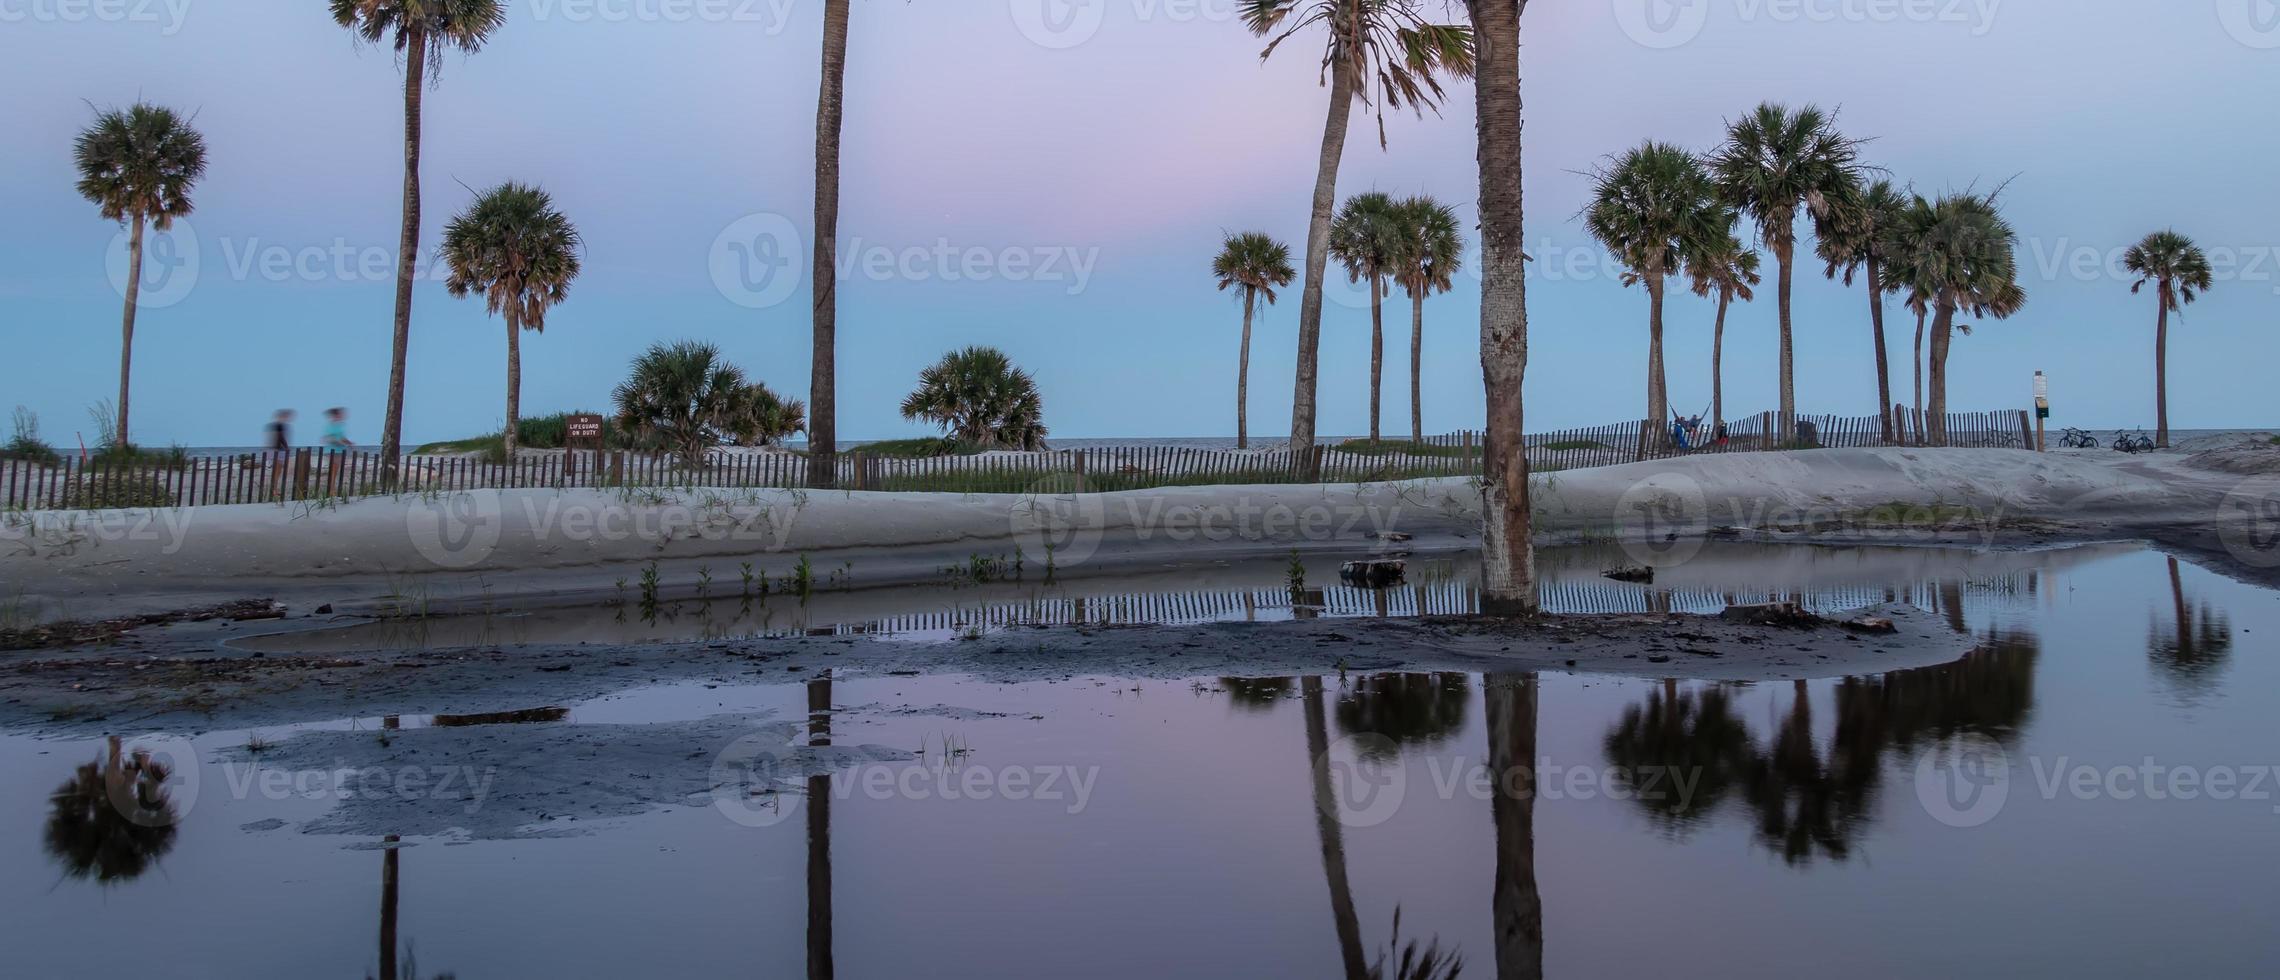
1818 176 1907 440
1330 191 1402 442
1213 232 1297 449
1707 103 1867 441
1883 191 2026 445
726 383 807 448
2123 231 2214 448
332 0 508 484
1685 232 1761 436
73 102 206 450
900 346 1049 451
1585 141 1730 453
441 182 583 458
612 340 748 467
1241 0 1473 473
1390 195 1463 445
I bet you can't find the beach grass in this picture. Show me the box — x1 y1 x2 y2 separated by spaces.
1332 438 1475 459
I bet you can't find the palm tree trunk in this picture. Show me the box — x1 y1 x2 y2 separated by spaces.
2168 555 2189 655
1368 272 1384 443
1468 0 1536 616
1866 257 1894 442
1927 301 1955 446
807 672 834 980
808 0 851 489
1485 673 1544 980
1711 288 1729 434
1302 676 1369 980
378 837 401 980
116 212 145 449
2154 285 2170 449
503 308 522 457
1912 306 1927 446
1775 237 1796 442
380 24 427 489
1646 274 1669 456
1288 37 1357 478
1410 289 1425 446
1238 289 1255 450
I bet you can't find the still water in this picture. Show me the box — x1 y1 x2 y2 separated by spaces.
3 544 2275 978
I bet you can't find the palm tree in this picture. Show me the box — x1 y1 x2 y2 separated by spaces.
43 736 179 886
807 671 835 980
1389 196 1463 446
73 102 206 451
2150 555 2233 695
809 0 853 490
899 346 1049 450
1585 141 1729 454
1818 177 1907 441
1214 232 1297 449
1331 192 1402 443
1240 0 1473 475
1465 0 1535 615
440 182 583 458
1685 232 1761 436
725 383 808 448
611 340 749 466
1301 674 1369 979
332 0 508 486
1483 673 1544 980
1707 102 1867 442
2123 231 2214 448
1883 191 2025 445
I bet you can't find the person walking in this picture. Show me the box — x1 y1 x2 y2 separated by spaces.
267 409 294 498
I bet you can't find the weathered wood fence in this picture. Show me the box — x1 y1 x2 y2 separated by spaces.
1 409 2032 511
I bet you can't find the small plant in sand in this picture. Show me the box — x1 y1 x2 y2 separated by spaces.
739 561 756 598
639 560 661 614
3 407 61 466
790 554 814 600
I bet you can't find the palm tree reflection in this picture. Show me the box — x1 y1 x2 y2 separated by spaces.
1302 675 1371 979
1335 673 1470 759
43 735 179 886
1484 673 1544 980
1600 681 1750 834
1220 676 1294 711
2148 556 2233 696
808 670 835 980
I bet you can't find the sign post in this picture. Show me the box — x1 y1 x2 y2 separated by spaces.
566 414 605 481
2033 371 2049 452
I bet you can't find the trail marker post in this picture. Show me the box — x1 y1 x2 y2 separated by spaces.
2033 371 2049 452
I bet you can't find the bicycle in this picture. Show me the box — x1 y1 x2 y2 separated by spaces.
2112 429 2156 454
2058 428 2099 449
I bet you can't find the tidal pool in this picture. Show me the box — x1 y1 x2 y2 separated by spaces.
3 543 2275 978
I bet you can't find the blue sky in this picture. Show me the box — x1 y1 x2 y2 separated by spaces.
1 0 2274 447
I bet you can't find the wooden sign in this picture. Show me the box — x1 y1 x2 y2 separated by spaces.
567 414 605 443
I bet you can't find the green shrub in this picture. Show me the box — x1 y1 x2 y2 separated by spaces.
4 407 61 466
60 474 177 510
88 443 191 470
1332 439 1474 458
1539 440 1612 452
851 437 981 458
414 411 625 458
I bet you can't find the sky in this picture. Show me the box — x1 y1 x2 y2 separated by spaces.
1 0 2275 448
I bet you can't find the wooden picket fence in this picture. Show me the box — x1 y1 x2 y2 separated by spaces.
0 409 2032 511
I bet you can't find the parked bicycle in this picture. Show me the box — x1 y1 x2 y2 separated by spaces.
2059 427 2099 449
2112 429 2156 454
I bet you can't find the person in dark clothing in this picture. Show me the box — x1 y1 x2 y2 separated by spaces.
267 410 294 451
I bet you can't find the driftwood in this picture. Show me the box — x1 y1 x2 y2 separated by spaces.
1603 566 1655 584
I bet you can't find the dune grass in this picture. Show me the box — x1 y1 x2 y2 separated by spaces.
1332 438 1476 459
415 411 624 461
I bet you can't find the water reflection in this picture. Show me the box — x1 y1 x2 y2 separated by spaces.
1335 674 1471 758
808 671 834 980
43 736 179 886
1219 677 1294 710
2149 555 2234 698
1485 674 1544 980
1601 683 1751 835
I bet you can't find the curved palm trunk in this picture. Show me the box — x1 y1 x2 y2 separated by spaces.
1368 272 1385 443
1486 673 1544 980
380 24 427 489
1302 676 1369 980
1288 41 1357 478
1469 0 1537 616
503 308 522 457
1409 288 1425 445
1711 288 1730 435
116 213 146 449
1927 301 1956 446
2154 286 2170 449
1775 237 1796 442
808 0 852 490
1911 306 1927 446
1644 275 1669 459
1866 258 1894 442
1238 289 1256 450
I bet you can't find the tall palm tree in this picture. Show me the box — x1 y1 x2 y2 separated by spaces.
809 0 853 489
1241 0 1473 476
1685 232 1761 436
1331 192 1402 443
1464 0 1535 615
1214 232 1297 449
440 182 583 458
2123 231 2214 448
1818 177 1907 441
1585 141 1729 454
333 0 506 485
1883 191 2025 445
73 102 206 450
1390 196 1463 445
1707 103 1866 442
